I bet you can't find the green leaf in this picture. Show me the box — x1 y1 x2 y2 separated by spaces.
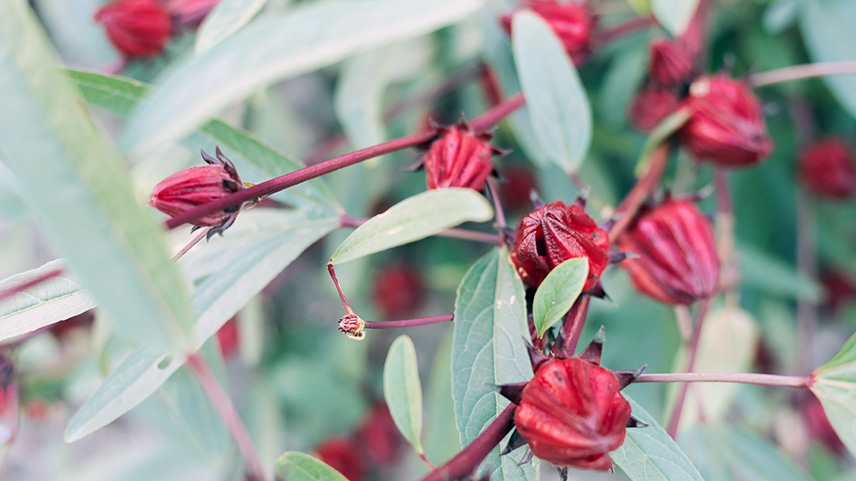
330 189 493 264
651 0 700 36
532 258 588 339
799 0 856 120
424 328 461 465
334 47 396 152
66 210 338 442
763 0 799 34
275 452 348 481
66 69 340 213
120 0 484 156
195 0 269 52
811 331 856 456
383 335 425 455
0 260 96 342
0 0 193 350
738 244 821 302
611 396 705 481
512 11 591 173
452 248 539 480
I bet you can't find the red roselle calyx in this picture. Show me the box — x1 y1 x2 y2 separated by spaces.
619 199 719 306
649 39 695 87
798 139 856 199
315 436 365 481
679 75 773 167
511 201 609 290
422 122 500 191
148 147 245 236
371 265 425 319
501 0 595 64
354 402 405 465
94 0 173 59
629 86 680 132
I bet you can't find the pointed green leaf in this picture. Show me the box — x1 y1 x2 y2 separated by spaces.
810 331 856 456
383 335 425 455
0 0 193 350
195 0 269 52
512 11 591 173
330 189 493 264
532 258 588 339
651 0 700 36
275 452 348 481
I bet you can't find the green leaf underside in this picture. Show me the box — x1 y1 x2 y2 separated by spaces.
452 248 539 480
65 210 337 442
651 0 700 36
65 69 340 213
611 396 705 481
0 1 193 350
811 331 856 456
330 188 493 264
512 12 592 174
195 0 269 53
275 452 349 481
532 258 588 338
0 260 95 342
120 0 485 155
383 335 425 455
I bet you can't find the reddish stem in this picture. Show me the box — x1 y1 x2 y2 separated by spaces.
364 314 453 329
607 144 670 243
327 263 354 315
595 16 657 46
667 298 711 438
468 93 526 132
418 405 516 481
562 296 592 356
0 267 65 302
637 372 809 388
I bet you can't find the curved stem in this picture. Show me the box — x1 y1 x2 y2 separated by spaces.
608 144 670 242
636 372 810 388
468 93 526 132
171 228 208 260
595 16 657 45
364 314 453 329
667 298 711 438
750 61 856 87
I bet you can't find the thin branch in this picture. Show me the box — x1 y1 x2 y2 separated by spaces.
636 372 810 388
751 62 856 87
608 144 670 242
364 314 453 329
171 228 209 260
667 298 711 438
562 296 592 356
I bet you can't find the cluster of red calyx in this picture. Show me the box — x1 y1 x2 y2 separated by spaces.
371 264 425 319
499 332 643 472
618 198 720 306
421 122 501 191
798 139 856 199
314 402 405 481
148 146 245 237
510 200 609 290
501 0 595 64
679 75 773 167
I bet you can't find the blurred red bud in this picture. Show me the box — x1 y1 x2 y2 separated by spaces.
315 436 365 481
0 354 18 449
354 402 404 466
502 0 595 64
515 358 630 470
680 75 772 167
166 0 220 28
216 317 239 359
803 395 847 455
629 86 680 132
423 123 497 191
619 200 719 306
94 0 173 59
798 139 856 199
371 265 425 319
821 269 856 313
50 310 95 339
511 201 609 290
499 165 539 211
649 39 694 86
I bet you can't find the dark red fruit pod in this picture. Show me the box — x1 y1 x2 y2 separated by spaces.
629 86 680 132
501 0 595 64
354 402 404 466
423 123 497 191
798 139 856 199
649 39 694 87
94 0 173 59
371 265 425 319
315 436 365 481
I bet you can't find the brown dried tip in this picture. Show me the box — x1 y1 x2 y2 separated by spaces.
526 340 550 373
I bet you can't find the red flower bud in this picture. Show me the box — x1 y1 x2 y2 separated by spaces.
148 147 244 232
371 265 425 319
501 0 594 64
0 354 18 449
354 402 404 466
821 269 856 313
423 123 497 191
679 75 773 167
515 358 631 471
216 317 239 359
619 200 719 306
802 395 847 455
94 0 173 59
166 0 220 28
798 139 856 199
511 201 609 290
315 436 365 481
629 86 680 132
649 39 694 86
499 165 539 211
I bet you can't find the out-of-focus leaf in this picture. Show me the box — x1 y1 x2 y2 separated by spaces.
452 248 539 480
424 328 461 465
0 260 95 341
330 189 493 264
0 0 193 350
512 12 591 173
334 46 396 153
611 396 705 481
811 331 856 456
275 452 348 481
532 258 588 338
120 0 484 156
383 335 425 456
66 210 338 442
651 0 700 36
738 244 821 302
763 0 799 34
195 0 269 52
799 0 856 120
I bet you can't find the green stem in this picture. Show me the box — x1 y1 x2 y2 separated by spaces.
637 372 810 388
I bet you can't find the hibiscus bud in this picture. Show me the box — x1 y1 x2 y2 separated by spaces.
148 147 244 234
423 122 498 191
629 86 680 132
619 200 719 306
679 75 773 167
798 139 856 199
166 0 220 28
649 39 694 86
0 353 17 449
94 0 173 59
511 201 609 290
499 165 539 211
371 265 425 319
315 436 365 481
514 357 631 471
501 0 595 64
821 269 856 313
216 317 239 359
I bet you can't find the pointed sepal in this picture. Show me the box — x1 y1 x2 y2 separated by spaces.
501 428 528 455
579 326 605 366
614 364 647 390
497 382 527 405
